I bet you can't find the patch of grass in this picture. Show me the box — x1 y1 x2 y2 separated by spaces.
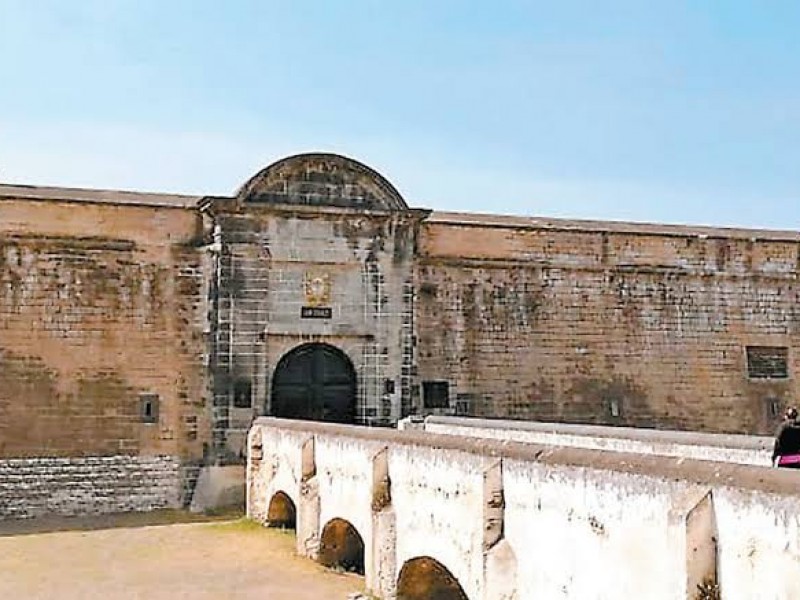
268 525 297 536
143 509 235 525
202 506 246 519
208 517 267 533
0 509 232 538
206 517 298 538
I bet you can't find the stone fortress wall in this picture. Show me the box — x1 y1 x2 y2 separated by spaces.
417 212 800 435
1 152 798 516
0 186 208 515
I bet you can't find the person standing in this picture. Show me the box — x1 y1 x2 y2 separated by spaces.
772 407 800 468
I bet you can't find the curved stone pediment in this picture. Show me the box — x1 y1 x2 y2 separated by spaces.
237 153 408 211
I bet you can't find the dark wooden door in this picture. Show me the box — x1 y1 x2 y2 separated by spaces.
271 343 356 423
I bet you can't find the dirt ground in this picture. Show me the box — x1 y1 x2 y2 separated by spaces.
0 512 364 600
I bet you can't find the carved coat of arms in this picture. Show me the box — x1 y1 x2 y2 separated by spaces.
303 272 331 307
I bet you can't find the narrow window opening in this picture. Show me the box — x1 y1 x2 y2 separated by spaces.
609 397 621 418
455 393 472 416
765 397 782 419
139 393 159 424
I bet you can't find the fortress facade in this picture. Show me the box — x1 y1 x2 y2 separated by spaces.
1 153 797 512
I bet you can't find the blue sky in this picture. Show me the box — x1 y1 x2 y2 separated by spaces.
0 1 798 228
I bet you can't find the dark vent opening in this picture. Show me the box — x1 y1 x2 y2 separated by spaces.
423 381 450 409
747 346 788 379
233 379 253 408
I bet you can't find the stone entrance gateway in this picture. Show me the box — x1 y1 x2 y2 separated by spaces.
271 343 357 423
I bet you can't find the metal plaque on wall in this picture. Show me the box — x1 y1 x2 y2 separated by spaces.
301 306 333 319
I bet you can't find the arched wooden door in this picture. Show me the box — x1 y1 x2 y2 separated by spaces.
271 343 356 423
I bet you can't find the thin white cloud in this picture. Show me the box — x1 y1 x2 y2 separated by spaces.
0 119 277 195
0 118 795 231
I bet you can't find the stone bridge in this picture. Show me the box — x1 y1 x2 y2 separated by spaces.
247 418 800 600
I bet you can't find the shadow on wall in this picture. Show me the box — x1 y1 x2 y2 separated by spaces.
266 492 296 529
397 556 469 600
319 518 365 575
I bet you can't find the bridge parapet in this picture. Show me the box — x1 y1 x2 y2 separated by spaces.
419 416 774 466
248 418 800 599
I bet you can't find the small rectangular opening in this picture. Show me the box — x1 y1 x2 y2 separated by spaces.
233 379 253 408
422 380 450 409
746 346 789 379
609 397 621 418
139 393 159 424
454 393 472 416
766 397 782 419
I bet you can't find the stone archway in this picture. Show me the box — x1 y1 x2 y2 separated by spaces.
271 343 357 423
266 491 296 529
397 556 469 600
318 518 365 574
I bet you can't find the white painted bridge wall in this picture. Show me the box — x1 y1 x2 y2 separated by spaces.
419 416 773 466
390 445 488 600
247 418 800 600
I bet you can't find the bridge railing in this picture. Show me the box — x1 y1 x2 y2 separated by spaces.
414 415 774 467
